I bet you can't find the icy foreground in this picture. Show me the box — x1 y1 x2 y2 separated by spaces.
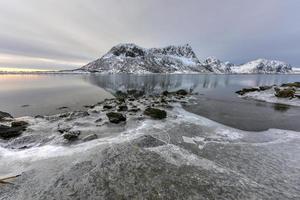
76 43 294 74
1 92 300 199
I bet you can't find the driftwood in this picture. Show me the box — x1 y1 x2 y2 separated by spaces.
0 174 21 185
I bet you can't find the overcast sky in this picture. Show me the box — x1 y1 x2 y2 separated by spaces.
0 0 299 70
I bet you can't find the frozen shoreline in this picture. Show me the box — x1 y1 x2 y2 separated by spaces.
1 91 300 199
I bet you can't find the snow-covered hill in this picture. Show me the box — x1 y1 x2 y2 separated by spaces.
231 59 293 74
79 43 212 73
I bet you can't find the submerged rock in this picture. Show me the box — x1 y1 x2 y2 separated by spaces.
57 106 69 110
106 112 126 124
63 130 81 141
134 135 165 148
144 108 167 119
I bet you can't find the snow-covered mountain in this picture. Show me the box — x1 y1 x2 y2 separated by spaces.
231 59 293 74
79 43 212 73
203 57 233 73
77 43 294 74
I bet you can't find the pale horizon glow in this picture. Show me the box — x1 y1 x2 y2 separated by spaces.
0 0 299 70
0 67 51 72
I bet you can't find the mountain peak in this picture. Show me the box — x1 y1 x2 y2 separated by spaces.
80 43 210 73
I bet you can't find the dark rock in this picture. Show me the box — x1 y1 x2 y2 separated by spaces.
117 105 128 112
34 115 44 119
281 82 300 88
0 125 24 139
106 112 126 124
103 105 113 109
0 111 13 120
236 87 260 95
95 118 102 123
144 108 167 119
115 90 127 98
57 124 72 134
82 134 98 142
176 89 188 96
63 130 80 140
259 85 272 91
133 135 165 148
128 108 141 113
275 88 295 98
11 121 28 128
128 98 135 101
21 104 30 107
162 90 169 96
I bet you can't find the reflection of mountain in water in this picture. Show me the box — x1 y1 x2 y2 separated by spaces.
83 74 231 94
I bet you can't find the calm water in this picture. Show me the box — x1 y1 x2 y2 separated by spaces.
0 73 300 131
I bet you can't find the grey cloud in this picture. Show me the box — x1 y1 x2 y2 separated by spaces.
0 0 299 70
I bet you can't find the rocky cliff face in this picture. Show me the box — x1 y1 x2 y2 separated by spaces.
80 43 212 73
203 57 233 73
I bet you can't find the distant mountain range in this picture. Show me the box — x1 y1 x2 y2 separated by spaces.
76 43 295 74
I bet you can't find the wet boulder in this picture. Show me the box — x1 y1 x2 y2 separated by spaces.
235 87 260 95
0 125 24 139
275 88 295 98
63 130 81 141
176 89 188 96
144 107 167 119
106 112 126 124
11 121 28 128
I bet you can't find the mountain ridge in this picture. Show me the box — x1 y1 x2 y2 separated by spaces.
78 43 294 74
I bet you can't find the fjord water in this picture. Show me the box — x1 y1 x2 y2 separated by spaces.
2 73 299 131
1 74 300 199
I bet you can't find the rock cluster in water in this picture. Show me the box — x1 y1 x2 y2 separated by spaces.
236 82 300 99
0 88 192 144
